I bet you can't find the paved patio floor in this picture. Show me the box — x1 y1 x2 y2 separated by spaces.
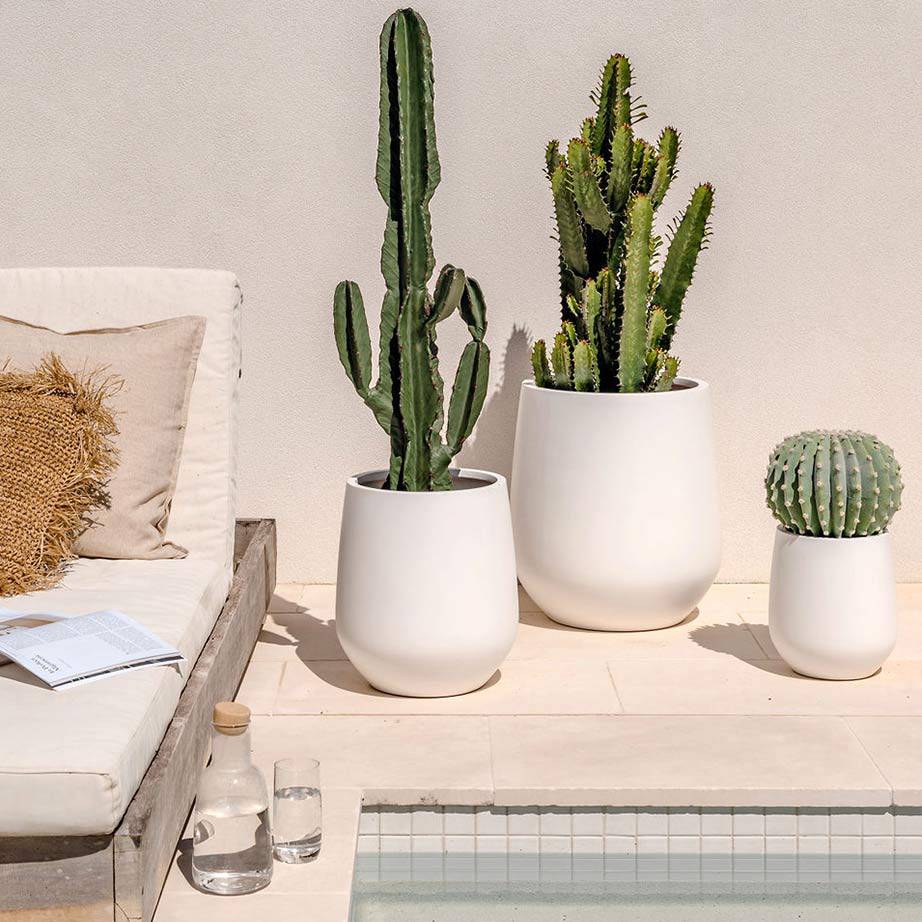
153 582 922 920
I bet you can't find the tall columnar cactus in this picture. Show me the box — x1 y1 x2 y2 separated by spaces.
531 54 714 393
333 9 490 491
765 431 903 538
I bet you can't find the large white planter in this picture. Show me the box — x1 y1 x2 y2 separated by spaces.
769 528 896 680
511 379 720 631
335 468 518 697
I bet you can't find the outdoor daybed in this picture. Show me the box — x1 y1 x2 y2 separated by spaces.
0 268 276 921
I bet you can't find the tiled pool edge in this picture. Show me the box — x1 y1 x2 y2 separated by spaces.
357 805 922 874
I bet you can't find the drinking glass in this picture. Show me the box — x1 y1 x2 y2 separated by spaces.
272 757 321 862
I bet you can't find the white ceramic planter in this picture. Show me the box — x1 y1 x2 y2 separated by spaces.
335 468 518 697
768 528 896 680
511 379 720 631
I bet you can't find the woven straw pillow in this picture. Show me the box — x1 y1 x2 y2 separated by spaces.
0 315 205 559
0 355 119 596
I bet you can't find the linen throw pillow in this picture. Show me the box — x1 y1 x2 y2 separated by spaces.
0 315 206 559
0 354 119 595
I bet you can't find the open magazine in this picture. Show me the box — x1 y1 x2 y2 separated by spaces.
0 609 183 689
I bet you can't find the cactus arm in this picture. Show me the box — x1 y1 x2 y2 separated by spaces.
653 354 679 391
645 307 667 351
606 124 634 213
634 141 657 195
582 279 601 352
545 139 562 179
565 294 581 323
653 183 715 349
458 276 488 341
649 127 679 209
571 168 612 233
562 320 578 349
572 341 599 391
567 139 611 233
551 332 573 389
594 267 618 390
392 10 438 290
426 313 449 490
613 55 633 129
333 280 373 397
813 433 832 536
589 54 618 159
531 339 552 388
444 339 490 454
430 264 466 324
334 280 394 432
551 163 589 277
618 195 653 392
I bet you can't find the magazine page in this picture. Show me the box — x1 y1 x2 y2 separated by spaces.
0 609 183 688
0 611 66 666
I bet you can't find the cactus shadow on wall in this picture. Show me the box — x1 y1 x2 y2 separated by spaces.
458 324 532 481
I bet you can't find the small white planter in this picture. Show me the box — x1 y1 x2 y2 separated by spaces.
335 468 518 697
768 528 896 680
511 379 721 631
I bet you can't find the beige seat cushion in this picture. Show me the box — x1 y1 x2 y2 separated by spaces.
0 315 205 559
0 555 231 836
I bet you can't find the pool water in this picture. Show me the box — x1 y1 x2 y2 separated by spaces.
351 852 922 921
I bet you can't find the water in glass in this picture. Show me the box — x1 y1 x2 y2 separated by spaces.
273 759 321 862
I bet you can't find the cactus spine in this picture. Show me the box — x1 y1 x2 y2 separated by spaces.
333 9 490 491
533 54 714 392
765 431 903 537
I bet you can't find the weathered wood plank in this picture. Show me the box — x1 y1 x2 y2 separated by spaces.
114 519 276 922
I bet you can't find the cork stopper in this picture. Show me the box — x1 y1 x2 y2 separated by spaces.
213 701 250 736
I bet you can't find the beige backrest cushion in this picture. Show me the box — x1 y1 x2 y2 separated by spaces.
0 268 241 569
0 315 205 559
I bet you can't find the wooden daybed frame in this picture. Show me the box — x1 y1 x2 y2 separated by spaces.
0 518 278 922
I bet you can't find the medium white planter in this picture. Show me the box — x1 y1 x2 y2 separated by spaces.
511 378 721 631
768 528 896 680
335 468 518 697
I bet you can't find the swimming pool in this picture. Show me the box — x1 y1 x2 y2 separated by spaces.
351 805 922 920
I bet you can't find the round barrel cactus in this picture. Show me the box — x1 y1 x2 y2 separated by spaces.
765 430 903 538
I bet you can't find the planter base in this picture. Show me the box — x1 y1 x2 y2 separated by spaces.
511 379 721 633
769 528 896 681
336 469 518 699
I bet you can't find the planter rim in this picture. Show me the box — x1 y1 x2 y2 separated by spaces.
774 524 892 543
521 376 707 398
347 467 506 496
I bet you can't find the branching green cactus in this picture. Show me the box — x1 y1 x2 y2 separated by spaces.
333 9 490 491
533 54 714 392
765 431 903 537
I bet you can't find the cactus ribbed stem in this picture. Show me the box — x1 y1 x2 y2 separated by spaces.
618 195 653 392
766 431 903 537
333 9 491 490
533 51 714 392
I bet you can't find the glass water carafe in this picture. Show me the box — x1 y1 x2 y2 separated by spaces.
191 702 272 894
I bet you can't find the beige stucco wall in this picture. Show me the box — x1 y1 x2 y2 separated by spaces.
2 1 920 581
